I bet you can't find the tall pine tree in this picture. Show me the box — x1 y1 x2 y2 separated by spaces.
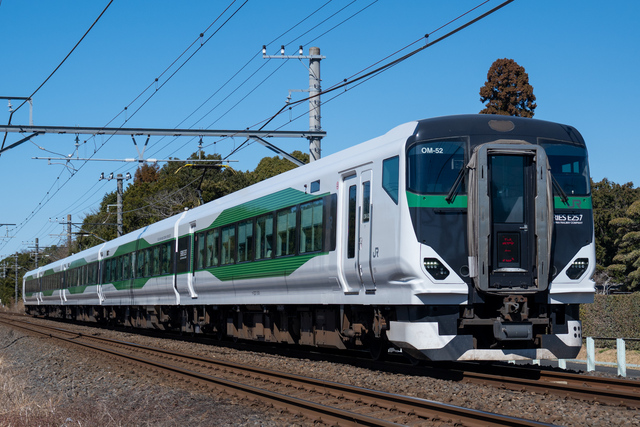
479 58 536 118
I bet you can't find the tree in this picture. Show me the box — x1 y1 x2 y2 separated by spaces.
479 58 537 118
591 178 640 268
607 199 640 291
249 150 309 185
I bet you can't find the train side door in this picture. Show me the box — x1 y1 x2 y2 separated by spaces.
339 170 375 294
359 170 376 293
339 174 360 293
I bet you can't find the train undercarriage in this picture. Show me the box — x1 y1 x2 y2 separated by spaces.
26 298 582 361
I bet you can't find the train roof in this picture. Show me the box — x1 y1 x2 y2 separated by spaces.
412 115 586 147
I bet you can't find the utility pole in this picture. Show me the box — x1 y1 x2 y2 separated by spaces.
67 214 72 255
263 45 326 162
308 47 322 162
100 172 131 237
14 252 18 307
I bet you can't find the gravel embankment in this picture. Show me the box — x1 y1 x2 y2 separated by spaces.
1 315 640 426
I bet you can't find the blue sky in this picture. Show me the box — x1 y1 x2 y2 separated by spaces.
0 0 638 256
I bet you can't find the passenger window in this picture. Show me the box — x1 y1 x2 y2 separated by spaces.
237 220 254 263
300 199 323 253
206 229 220 267
382 156 399 204
221 225 236 265
256 214 274 260
276 207 297 257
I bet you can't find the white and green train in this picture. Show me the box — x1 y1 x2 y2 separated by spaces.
23 115 595 361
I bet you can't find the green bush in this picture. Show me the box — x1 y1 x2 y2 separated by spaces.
580 293 640 349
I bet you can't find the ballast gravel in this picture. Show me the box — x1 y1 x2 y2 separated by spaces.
1 315 639 426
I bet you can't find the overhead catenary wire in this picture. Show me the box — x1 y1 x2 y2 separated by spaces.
0 1 245 253
1 0 114 154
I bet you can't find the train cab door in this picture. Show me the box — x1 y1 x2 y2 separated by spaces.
488 154 535 288
468 143 552 293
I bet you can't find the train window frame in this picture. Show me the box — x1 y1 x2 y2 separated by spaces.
382 156 399 204
300 199 324 254
406 138 467 195
276 206 298 257
221 224 236 265
237 219 255 263
347 184 357 259
538 138 591 196
362 181 371 223
255 213 275 260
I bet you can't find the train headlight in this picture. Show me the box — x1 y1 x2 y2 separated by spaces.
424 258 449 280
566 258 589 280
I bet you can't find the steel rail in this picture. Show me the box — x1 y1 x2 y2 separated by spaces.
0 315 550 427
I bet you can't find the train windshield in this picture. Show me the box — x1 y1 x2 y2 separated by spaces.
539 140 590 195
406 139 466 194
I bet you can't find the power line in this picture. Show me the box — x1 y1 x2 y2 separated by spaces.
1 0 114 153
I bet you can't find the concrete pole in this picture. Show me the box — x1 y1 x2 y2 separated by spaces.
117 174 124 237
14 252 18 307
67 214 72 256
35 237 39 268
308 47 322 162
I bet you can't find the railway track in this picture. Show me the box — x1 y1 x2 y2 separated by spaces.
429 361 640 409
0 314 549 427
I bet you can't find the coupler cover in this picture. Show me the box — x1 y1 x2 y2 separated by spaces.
493 320 533 341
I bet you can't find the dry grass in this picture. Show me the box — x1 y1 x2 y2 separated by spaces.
574 345 640 366
0 356 200 427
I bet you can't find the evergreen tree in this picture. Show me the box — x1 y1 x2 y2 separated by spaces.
591 178 640 268
607 199 640 291
479 58 537 117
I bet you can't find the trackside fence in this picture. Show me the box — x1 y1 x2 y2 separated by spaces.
570 337 640 377
508 337 640 377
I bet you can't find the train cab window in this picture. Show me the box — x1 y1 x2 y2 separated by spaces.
539 140 590 195
237 220 254 263
382 156 399 204
407 139 466 194
276 207 297 257
300 199 323 254
221 225 236 265
256 214 274 260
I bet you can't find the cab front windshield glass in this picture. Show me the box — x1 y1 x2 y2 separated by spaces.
407 139 466 194
540 140 590 195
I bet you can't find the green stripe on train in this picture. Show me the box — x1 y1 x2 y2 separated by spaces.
554 196 592 209
209 188 328 229
406 192 468 209
204 252 326 281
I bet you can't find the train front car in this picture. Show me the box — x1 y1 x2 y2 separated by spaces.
389 115 595 361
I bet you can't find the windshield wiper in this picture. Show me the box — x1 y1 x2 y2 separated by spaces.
551 174 569 206
445 167 466 204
